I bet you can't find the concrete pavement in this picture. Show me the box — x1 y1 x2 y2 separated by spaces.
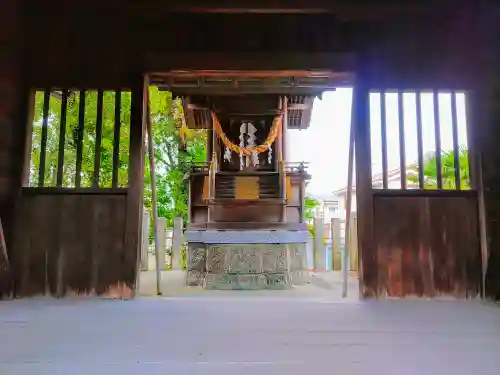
1 296 500 374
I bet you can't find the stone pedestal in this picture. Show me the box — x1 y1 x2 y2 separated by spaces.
185 237 309 290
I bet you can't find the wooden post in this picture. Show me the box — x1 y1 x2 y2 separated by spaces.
166 228 173 267
125 74 147 298
299 175 305 223
331 218 341 271
343 89 356 298
349 215 359 272
146 92 162 296
157 217 167 271
172 217 184 269
353 66 376 298
0 216 11 299
282 96 288 162
466 91 488 299
141 210 150 271
313 217 326 271
281 96 288 222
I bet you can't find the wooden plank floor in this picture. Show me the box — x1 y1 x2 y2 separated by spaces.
0 296 499 374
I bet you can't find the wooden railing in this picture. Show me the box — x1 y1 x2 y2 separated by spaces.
190 161 210 174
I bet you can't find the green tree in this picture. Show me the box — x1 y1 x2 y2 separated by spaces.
407 147 470 189
144 87 206 227
305 196 320 222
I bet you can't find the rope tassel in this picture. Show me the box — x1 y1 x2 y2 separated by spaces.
211 111 282 156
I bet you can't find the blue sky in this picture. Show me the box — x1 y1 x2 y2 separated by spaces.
289 88 468 196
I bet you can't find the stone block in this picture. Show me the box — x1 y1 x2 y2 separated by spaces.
204 273 238 290
204 273 268 290
227 246 263 274
187 245 206 272
186 270 204 286
262 245 288 273
288 244 308 271
290 270 310 286
206 245 229 274
237 274 267 290
266 273 291 290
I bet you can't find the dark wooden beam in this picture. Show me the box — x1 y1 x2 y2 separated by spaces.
123 0 439 17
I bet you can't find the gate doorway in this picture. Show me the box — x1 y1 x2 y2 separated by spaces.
137 78 361 299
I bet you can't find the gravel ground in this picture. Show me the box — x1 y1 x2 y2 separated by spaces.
138 270 360 299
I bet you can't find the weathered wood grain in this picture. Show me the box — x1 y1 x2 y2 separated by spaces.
373 195 481 298
12 192 128 297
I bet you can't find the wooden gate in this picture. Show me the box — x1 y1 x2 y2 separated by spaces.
354 86 483 299
10 83 146 298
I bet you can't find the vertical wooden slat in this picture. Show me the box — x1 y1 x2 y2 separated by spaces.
282 96 288 162
112 90 122 188
465 91 477 190
398 91 407 189
281 96 288 222
450 91 461 190
415 91 425 189
433 90 443 189
380 90 388 189
38 90 50 187
56 90 68 187
75 90 86 188
93 90 104 188
22 90 36 186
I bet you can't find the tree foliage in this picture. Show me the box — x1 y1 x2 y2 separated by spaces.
143 87 206 226
305 196 320 222
407 147 470 189
30 87 206 228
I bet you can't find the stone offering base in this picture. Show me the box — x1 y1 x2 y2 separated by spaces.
186 243 309 290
